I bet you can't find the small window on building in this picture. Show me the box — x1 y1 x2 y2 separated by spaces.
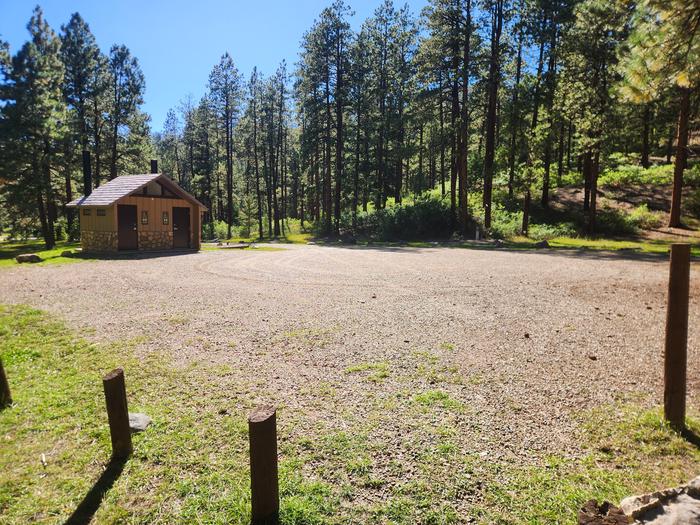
162 211 169 225
141 210 149 225
96 209 106 217
82 208 91 216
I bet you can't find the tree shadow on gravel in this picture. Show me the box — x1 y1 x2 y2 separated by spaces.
338 241 680 262
75 249 199 260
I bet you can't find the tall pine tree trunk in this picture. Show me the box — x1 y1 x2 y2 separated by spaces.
324 54 333 235
353 101 361 230
482 0 503 230
521 189 530 236
669 87 691 228
566 121 573 170
438 71 446 197
666 124 675 164
396 101 404 204
641 104 651 169
541 26 558 208
587 149 600 234
39 147 56 249
418 122 424 194
507 19 523 199
109 119 119 180
334 38 343 235
225 99 234 239
556 120 565 186
253 98 263 239
583 149 592 212
458 0 472 235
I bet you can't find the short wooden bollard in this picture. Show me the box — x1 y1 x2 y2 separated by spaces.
664 243 691 430
102 368 133 459
0 357 12 408
249 405 279 525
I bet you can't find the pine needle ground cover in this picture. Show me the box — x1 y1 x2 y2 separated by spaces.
2 304 699 524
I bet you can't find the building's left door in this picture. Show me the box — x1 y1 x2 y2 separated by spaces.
117 205 138 250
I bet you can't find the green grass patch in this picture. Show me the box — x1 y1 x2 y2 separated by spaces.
345 362 389 382
3 305 700 523
0 240 88 268
0 304 335 524
482 404 700 523
546 236 700 256
281 327 334 349
413 390 463 411
218 218 313 245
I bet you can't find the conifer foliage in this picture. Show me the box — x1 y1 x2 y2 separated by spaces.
1 1 698 245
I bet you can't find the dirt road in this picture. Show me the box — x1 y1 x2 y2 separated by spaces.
1 244 697 464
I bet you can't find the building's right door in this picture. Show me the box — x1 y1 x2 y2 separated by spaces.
172 207 191 249
117 205 138 250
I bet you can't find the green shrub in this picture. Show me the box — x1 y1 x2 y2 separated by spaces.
596 207 638 235
591 204 667 235
685 189 700 218
488 206 522 239
599 164 671 187
559 170 583 187
605 152 639 169
628 204 664 229
212 220 230 240
53 217 68 241
353 195 453 240
528 222 577 240
598 163 700 188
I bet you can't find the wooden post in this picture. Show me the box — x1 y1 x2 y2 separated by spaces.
102 368 132 459
0 358 12 408
664 243 691 430
249 405 279 525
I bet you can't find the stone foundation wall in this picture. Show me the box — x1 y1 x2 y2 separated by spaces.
81 230 118 252
138 231 174 250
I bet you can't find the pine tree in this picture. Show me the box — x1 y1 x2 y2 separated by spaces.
60 12 102 234
0 7 68 248
558 0 628 232
482 0 505 230
248 67 264 239
620 0 700 227
208 53 243 238
106 44 146 179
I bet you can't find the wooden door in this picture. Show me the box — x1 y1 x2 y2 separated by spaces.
117 205 138 250
173 207 190 249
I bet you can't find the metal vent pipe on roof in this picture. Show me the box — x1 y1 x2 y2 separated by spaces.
150 160 158 174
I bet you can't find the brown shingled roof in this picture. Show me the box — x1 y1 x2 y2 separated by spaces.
68 174 207 210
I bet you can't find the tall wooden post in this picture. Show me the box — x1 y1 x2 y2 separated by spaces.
0 358 12 408
249 405 279 525
664 243 691 430
103 368 132 459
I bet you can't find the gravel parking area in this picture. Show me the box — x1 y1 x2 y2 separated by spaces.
1 244 698 465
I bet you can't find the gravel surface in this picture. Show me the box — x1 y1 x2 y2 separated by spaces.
1 244 698 468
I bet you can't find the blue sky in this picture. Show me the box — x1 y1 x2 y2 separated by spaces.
1 0 429 132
